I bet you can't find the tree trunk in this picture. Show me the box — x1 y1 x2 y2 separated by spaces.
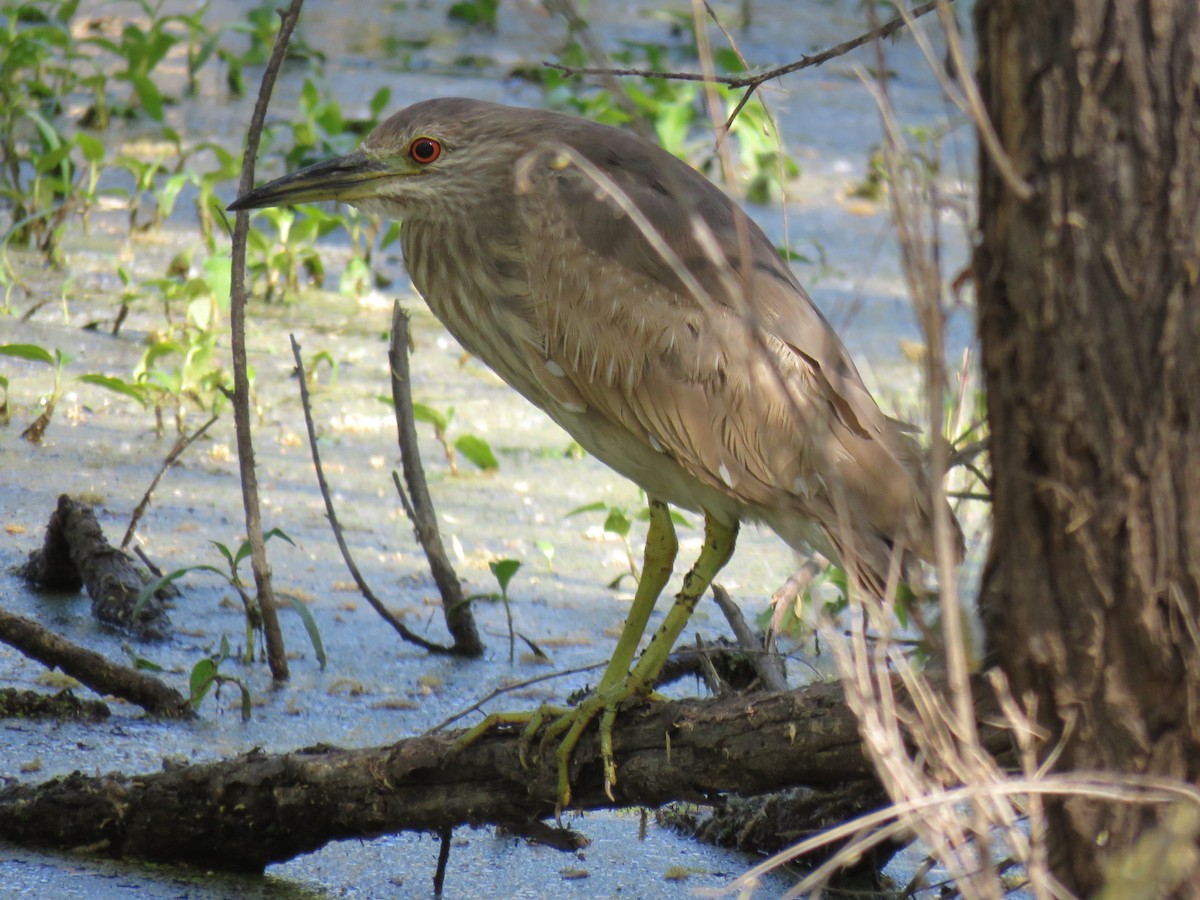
974 0 1200 892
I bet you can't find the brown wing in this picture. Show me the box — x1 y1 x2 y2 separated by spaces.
510 120 951 569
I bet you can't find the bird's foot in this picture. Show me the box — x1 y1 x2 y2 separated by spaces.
450 705 570 768
536 676 653 811
448 680 652 813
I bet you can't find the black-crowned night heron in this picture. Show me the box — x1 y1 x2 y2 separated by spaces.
230 97 960 806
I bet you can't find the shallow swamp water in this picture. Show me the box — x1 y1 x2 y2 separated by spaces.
0 0 979 896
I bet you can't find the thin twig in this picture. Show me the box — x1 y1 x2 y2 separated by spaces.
227 0 307 681
545 0 949 116
921 0 1032 200
433 826 452 895
388 304 483 657
121 414 219 549
424 662 607 735
288 334 453 655
542 0 655 141
698 0 792 233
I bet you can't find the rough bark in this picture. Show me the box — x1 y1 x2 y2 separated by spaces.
975 0 1200 891
18 494 170 639
0 678 1008 873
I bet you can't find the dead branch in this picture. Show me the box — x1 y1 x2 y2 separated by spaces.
226 0 308 681
711 583 788 691
18 494 170 639
546 0 950 131
0 607 191 717
289 334 456 655
121 414 219 549
0 677 1008 873
388 303 483 657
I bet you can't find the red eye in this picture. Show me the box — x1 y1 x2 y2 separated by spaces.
409 138 441 164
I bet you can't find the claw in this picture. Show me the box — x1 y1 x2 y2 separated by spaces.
599 705 618 799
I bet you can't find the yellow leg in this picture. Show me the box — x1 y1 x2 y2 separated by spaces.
593 499 679 693
449 500 676 768
541 510 738 807
450 504 738 811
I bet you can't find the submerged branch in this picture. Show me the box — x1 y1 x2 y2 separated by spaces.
0 607 191 718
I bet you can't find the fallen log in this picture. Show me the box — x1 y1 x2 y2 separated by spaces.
0 679 1009 873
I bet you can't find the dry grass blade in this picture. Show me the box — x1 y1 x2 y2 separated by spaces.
708 773 1200 898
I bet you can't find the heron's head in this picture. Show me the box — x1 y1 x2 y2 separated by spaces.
228 98 532 218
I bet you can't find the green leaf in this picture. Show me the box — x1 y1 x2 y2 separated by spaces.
565 501 608 518
448 0 499 27
75 132 105 163
893 582 917 629
157 172 190 219
137 339 184 376
489 558 521 594
380 220 402 249
132 564 225 621
186 292 216 333
714 47 745 73
825 565 848 593
290 597 326 670
411 402 448 432
263 527 296 548
338 257 371 297
128 72 164 120
189 658 217 707
211 541 236 571
0 344 56 366
122 645 164 672
202 253 232 304
229 528 295 572
23 109 64 153
307 350 339 386
34 142 73 176
603 508 632 538
369 86 392 120
237 680 253 721
455 434 498 471
77 374 148 407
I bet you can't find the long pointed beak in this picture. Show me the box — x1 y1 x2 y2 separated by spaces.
227 150 393 211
